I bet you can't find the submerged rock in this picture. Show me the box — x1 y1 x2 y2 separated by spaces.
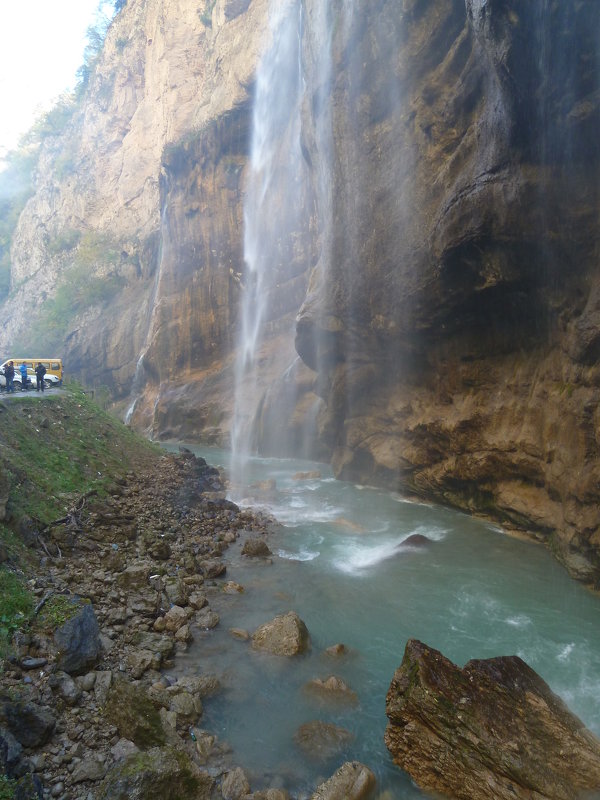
401 534 431 548
324 643 347 657
310 761 376 800
385 639 600 800
241 537 272 557
303 675 358 706
251 611 310 656
294 720 354 761
293 471 322 481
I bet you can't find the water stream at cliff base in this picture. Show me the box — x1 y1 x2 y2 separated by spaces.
169 445 600 799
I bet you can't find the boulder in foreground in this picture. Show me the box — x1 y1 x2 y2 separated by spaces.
310 760 376 799
385 639 600 800
96 746 213 800
251 611 310 656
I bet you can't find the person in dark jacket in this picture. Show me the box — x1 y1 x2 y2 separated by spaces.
35 362 46 392
4 361 15 393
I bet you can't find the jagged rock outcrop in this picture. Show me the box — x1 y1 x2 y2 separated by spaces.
3 0 600 582
385 639 600 800
310 761 376 800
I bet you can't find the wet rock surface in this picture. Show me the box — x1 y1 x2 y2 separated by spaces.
385 638 600 800
310 761 376 800
294 721 354 762
303 675 358 706
251 611 311 657
3 0 600 588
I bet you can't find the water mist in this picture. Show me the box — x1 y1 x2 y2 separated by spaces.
230 0 312 494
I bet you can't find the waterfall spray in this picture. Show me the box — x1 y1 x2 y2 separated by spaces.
230 0 308 494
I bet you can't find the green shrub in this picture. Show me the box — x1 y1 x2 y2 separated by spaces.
0 568 34 657
47 229 82 255
16 233 127 352
26 95 77 141
0 775 17 800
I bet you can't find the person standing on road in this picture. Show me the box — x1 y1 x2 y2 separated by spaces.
4 361 15 393
19 362 28 391
35 362 46 392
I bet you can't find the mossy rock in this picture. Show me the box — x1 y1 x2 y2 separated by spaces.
35 594 85 632
103 679 166 748
96 746 213 800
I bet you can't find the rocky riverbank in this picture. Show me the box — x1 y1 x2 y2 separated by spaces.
0 396 375 800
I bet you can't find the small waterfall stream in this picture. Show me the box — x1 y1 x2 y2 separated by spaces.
124 202 170 424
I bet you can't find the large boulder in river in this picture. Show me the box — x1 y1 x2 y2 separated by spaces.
385 639 600 800
251 611 310 656
303 675 358 706
241 537 272 557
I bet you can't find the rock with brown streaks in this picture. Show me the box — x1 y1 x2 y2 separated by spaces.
251 612 310 657
385 639 600 800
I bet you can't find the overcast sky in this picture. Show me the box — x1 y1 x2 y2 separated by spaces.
0 1 114 158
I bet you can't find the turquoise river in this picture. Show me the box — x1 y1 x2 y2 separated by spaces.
168 446 600 798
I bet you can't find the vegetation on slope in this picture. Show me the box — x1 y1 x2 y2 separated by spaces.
0 0 124 305
13 232 128 354
0 383 161 656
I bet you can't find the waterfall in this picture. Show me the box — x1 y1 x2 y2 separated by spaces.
230 0 410 491
124 202 169 425
230 0 310 493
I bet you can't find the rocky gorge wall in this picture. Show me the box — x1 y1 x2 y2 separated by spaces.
0 0 270 407
2 0 600 583
295 0 600 584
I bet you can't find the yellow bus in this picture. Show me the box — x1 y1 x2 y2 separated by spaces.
2 359 63 387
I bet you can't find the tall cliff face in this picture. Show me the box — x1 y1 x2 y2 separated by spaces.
3 0 600 583
1 0 269 403
294 0 600 583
